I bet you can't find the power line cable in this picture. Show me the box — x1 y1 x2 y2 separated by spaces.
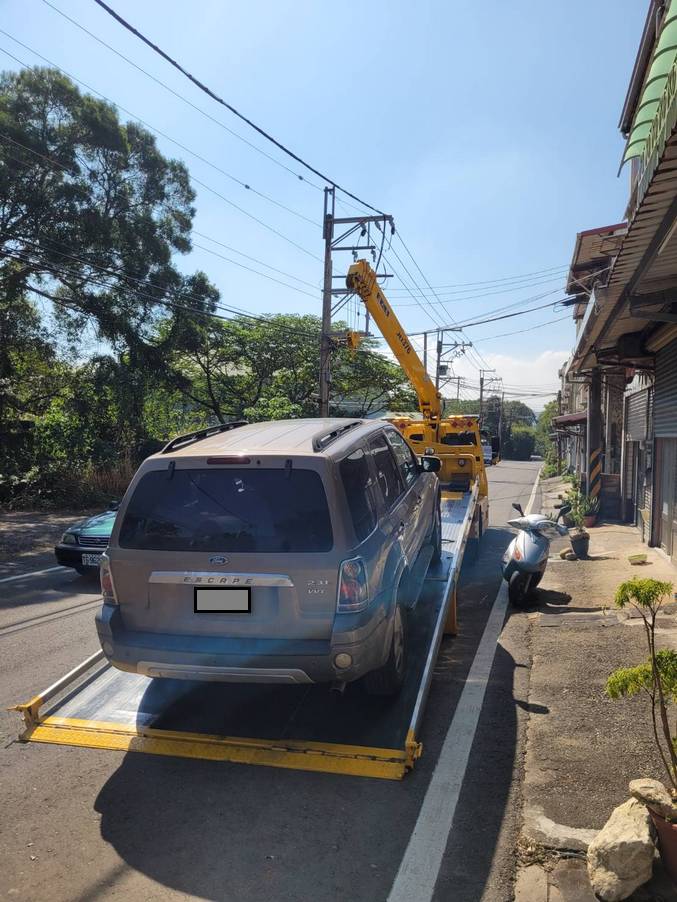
0 49 321 262
5 240 319 329
0 129 322 278
446 299 568 330
0 31 317 228
89 0 385 214
392 230 494 372
390 276 568 304
37 0 323 192
385 263 569 291
471 314 571 343
3 247 322 338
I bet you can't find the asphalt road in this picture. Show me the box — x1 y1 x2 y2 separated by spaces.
0 460 540 902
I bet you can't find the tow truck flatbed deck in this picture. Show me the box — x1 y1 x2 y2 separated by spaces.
12 487 478 780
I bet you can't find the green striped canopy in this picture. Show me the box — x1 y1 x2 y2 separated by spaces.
623 0 677 163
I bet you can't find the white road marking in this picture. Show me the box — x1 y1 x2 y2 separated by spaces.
0 565 67 584
387 466 540 902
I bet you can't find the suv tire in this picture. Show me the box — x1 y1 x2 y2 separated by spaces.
364 604 407 697
509 571 531 606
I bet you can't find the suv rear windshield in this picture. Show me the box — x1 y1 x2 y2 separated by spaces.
119 468 333 553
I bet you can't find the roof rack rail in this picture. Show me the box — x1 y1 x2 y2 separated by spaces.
161 421 248 454
312 420 362 453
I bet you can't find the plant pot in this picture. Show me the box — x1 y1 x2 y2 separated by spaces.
570 532 590 559
649 809 677 883
583 515 597 528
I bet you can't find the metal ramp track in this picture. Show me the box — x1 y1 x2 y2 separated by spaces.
11 485 478 780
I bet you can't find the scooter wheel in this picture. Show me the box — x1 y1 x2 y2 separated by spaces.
509 571 531 607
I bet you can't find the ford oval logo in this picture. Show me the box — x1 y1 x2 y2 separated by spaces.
208 555 229 565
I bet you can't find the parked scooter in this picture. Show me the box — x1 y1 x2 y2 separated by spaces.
501 502 571 606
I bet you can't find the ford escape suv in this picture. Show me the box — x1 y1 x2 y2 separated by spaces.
97 418 441 695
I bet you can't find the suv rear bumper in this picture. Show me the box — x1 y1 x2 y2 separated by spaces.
96 603 390 684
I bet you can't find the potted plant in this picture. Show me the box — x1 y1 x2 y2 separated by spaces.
606 578 677 879
580 494 600 529
566 488 590 557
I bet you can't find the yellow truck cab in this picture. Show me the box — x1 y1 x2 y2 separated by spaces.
398 415 489 499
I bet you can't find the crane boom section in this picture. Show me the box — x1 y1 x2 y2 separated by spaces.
346 260 442 421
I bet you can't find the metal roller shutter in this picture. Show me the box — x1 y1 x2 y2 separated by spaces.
655 339 677 438
625 390 649 441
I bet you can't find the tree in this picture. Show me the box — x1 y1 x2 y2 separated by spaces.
535 399 557 454
503 425 536 460
331 343 416 417
165 314 321 423
165 313 417 423
0 67 219 451
0 67 219 349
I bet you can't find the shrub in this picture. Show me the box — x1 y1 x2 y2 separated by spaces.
606 578 677 792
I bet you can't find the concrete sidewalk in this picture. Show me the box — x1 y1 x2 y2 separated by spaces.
515 478 677 901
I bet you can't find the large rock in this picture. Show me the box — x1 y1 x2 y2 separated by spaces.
587 798 655 901
629 778 677 821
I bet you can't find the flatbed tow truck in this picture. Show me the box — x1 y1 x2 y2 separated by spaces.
11 265 489 782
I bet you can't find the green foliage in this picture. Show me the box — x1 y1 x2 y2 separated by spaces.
563 484 598 528
244 396 303 422
606 577 677 791
503 425 536 460
540 461 560 479
606 651 677 702
614 578 674 612
0 68 465 509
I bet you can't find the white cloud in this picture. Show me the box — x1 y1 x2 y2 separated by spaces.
451 349 568 410
376 341 568 411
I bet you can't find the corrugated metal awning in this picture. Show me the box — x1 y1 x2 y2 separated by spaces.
623 0 677 164
552 412 587 426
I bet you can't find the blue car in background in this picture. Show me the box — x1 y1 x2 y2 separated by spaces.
54 505 118 575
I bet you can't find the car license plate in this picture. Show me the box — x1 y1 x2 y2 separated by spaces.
194 587 251 613
81 553 102 567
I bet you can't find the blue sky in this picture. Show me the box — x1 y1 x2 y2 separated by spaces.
2 0 647 408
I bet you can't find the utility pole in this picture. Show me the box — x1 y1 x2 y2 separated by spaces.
557 389 563 473
478 368 495 427
435 331 443 392
319 186 335 418
317 187 394 416
498 390 505 446
434 330 471 393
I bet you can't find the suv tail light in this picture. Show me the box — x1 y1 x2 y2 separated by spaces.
100 554 118 605
337 558 369 613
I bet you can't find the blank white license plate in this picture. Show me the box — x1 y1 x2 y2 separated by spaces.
194 587 251 613
81 553 102 567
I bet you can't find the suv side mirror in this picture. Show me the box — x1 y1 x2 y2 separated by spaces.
109 500 120 512
420 456 441 473
512 502 524 515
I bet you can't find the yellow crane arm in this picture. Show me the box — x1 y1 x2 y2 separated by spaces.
346 259 442 421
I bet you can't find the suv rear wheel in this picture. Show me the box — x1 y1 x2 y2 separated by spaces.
364 604 407 696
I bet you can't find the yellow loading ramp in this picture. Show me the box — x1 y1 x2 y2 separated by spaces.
12 486 478 781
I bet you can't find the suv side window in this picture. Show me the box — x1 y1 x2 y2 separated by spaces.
368 432 404 509
385 429 419 487
339 447 377 541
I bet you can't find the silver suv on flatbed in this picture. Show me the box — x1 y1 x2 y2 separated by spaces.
97 418 441 695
